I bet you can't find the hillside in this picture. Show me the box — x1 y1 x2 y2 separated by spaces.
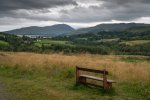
5 24 75 37
126 26 150 33
1 24 150 56
52 25 150 55
56 25 150 41
0 32 37 51
69 23 150 35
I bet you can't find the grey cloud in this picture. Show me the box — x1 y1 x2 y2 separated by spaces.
0 0 77 22
0 0 150 29
100 0 150 4
54 0 150 22
0 0 77 11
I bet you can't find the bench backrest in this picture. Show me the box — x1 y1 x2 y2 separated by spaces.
76 66 108 75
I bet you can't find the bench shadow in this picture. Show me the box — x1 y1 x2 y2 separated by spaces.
70 83 117 96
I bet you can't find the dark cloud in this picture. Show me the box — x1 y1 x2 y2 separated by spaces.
0 0 77 11
101 0 150 4
54 0 150 22
0 0 77 22
100 0 150 21
0 0 150 22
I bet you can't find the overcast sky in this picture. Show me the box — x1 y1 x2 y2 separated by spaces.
0 0 150 31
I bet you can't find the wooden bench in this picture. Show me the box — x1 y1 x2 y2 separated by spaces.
76 66 116 90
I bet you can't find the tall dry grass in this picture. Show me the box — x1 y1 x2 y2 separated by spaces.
0 52 150 82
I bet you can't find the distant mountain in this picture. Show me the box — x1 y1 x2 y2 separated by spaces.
69 23 150 35
5 24 75 37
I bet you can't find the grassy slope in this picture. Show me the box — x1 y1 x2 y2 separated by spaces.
127 26 150 33
96 38 119 42
0 52 150 100
34 39 71 47
0 40 9 47
122 40 150 46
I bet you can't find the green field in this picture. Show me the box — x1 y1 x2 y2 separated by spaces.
96 38 119 42
0 40 9 46
0 34 5 37
34 39 70 47
122 40 150 46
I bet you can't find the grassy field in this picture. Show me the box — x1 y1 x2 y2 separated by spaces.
96 38 119 42
122 40 150 46
34 39 70 47
0 52 150 100
0 40 9 47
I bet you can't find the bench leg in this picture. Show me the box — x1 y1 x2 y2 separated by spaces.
107 82 112 89
104 82 112 90
79 77 86 84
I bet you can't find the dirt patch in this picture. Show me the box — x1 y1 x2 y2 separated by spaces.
0 82 16 100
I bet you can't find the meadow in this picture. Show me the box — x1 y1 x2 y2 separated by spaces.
34 39 71 47
0 40 9 47
0 52 150 100
121 40 150 46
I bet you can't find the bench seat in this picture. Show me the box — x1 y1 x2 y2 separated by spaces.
80 74 116 83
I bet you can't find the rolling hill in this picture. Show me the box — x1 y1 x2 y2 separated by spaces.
69 23 150 35
5 24 75 37
126 26 150 33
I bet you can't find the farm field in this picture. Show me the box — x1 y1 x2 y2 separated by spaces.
0 40 9 47
96 38 119 42
122 40 150 46
34 39 72 47
0 52 150 100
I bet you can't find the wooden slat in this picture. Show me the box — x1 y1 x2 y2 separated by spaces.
76 66 108 74
80 74 116 83
107 80 116 83
80 75 103 81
